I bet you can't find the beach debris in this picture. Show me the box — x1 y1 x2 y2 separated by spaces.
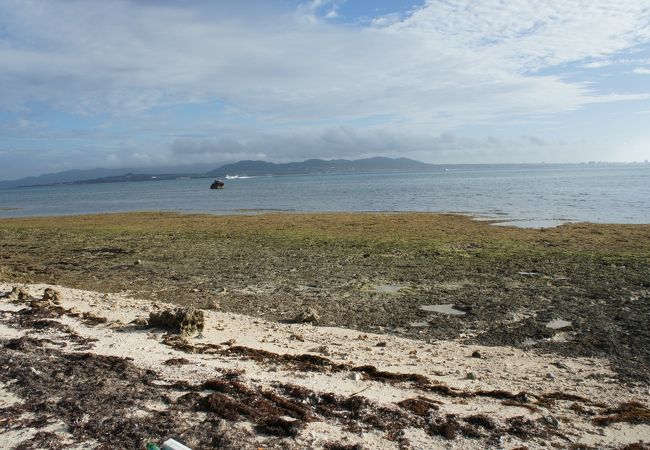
161 438 192 450
466 372 477 380
517 271 541 276
148 306 205 336
42 287 61 304
146 444 161 450
134 259 143 265
375 341 387 347
293 307 320 324
471 350 482 358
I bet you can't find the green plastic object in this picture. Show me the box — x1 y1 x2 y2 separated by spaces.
146 443 160 450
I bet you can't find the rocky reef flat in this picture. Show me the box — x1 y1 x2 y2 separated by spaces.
0 212 649 448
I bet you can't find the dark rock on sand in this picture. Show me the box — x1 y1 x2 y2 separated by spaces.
42 287 61 305
148 306 205 336
294 307 320 324
9 286 30 302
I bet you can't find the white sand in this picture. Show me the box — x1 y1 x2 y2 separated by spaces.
1 282 649 449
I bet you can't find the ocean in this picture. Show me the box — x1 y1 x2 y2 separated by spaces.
1 164 649 227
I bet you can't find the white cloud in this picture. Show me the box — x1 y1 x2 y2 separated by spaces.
634 67 650 75
165 128 609 166
0 0 648 124
1 0 650 178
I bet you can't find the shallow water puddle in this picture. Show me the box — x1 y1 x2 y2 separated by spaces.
369 284 404 294
546 319 572 329
420 304 467 316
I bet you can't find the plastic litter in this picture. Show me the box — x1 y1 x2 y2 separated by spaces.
145 444 160 450
161 438 192 450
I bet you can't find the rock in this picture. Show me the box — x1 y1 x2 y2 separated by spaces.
148 307 205 336
134 259 143 265
130 317 149 326
471 350 482 358
375 341 387 347
466 372 477 380
310 345 330 356
42 287 61 304
350 372 363 381
293 307 320 324
9 286 30 302
540 414 559 428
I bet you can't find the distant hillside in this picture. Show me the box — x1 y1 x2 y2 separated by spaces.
0 164 208 189
74 173 193 184
208 157 435 176
0 157 437 188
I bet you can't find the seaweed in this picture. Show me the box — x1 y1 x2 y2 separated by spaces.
255 416 304 437
397 397 440 416
593 401 650 426
163 357 191 366
464 414 497 430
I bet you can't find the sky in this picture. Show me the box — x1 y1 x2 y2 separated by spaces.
1 0 650 179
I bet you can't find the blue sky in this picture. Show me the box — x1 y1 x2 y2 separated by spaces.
1 0 650 179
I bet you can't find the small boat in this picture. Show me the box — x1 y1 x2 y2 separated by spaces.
225 174 239 180
210 179 224 189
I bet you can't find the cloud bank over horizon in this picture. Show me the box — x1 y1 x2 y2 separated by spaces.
1 0 650 179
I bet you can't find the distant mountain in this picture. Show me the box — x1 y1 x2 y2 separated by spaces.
207 157 435 177
0 157 437 189
74 173 193 184
0 164 208 189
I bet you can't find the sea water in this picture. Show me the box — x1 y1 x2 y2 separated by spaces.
1 164 649 227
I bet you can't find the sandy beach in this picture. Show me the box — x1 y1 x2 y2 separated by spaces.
1 282 649 449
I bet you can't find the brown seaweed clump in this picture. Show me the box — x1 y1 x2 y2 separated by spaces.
593 401 650 426
148 306 205 336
